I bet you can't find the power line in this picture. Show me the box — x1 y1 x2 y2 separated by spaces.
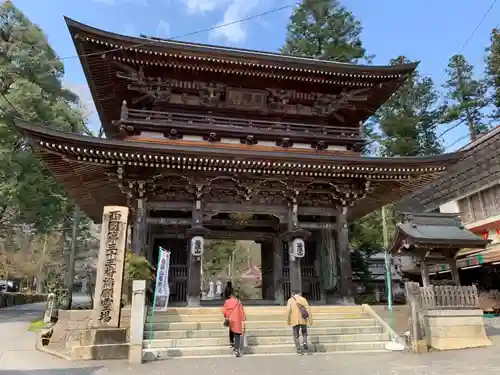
59 2 296 61
461 0 498 50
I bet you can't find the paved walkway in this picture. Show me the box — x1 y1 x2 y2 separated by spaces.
1 302 500 375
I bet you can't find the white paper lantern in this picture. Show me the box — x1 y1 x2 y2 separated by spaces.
191 236 204 256
292 238 305 258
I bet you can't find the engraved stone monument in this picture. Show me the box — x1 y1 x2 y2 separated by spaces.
43 292 55 324
92 206 129 328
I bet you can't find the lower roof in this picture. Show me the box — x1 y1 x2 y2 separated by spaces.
16 120 464 223
389 212 490 256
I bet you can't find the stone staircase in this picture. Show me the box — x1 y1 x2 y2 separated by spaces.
142 305 392 360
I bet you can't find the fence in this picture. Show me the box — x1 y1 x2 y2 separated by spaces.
419 285 479 310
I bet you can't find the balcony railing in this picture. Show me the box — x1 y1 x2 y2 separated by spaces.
117 106 363 147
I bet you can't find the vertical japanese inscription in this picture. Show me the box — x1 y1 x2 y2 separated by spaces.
92 206 129 328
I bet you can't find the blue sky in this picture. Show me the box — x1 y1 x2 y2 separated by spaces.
10 0 500 151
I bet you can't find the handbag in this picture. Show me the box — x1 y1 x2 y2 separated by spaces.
223 299 240 327
292 296 309 320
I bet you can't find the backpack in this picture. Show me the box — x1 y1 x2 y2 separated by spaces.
292 296 309 320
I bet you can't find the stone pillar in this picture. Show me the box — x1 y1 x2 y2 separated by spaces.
132 195 147 255
449 259 461 286
336 205 353 301
92 206 129 328
129 280 146 364
273 236 285 305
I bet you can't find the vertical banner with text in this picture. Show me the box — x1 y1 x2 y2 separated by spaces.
154 247 171 312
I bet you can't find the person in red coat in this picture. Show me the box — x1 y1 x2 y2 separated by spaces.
222 291 246 357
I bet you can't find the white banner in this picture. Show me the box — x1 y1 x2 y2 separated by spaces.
154 247 171 312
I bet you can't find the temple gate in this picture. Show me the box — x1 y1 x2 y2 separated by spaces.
14 18 465 306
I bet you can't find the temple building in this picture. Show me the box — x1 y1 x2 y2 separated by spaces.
15 18 466 306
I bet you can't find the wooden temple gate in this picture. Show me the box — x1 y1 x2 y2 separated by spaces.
13 19 464 307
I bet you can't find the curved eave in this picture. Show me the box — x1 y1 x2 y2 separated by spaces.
65 17 418 77
16 120 465 222
16 119 463 170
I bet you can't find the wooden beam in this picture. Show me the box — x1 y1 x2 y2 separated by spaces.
147 216 335 229
147 201 336 217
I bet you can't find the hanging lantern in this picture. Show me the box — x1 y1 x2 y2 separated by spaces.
191 236 204 256
292 238 305 258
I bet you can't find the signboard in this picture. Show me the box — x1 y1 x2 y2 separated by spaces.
154 247 171 312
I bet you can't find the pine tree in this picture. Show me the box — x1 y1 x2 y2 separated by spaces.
485 27 500 121
374 56 443 157
443 54 488 141
281 0 369 63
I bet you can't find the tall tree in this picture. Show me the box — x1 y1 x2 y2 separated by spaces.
374 56 443 157
485 27 500 121
281 0 369 63
0 1 85 232
443 54 488 141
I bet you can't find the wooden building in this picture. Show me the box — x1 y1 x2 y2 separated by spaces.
14 18 465 306
397 126 500 281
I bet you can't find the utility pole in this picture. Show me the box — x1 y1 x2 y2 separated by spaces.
65 204 79 309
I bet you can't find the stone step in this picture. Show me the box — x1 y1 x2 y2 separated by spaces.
145 312 368 323
145 318 377 331
147 306 364 315
143 325 383 340
143 333 390 348
142 341 389 360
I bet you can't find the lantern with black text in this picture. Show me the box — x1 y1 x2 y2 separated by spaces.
190 236 204 257
292 238 305 258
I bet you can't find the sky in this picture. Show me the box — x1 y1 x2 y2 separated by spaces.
10 0 500 152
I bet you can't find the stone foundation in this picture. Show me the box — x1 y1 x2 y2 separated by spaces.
423 309 492 351
44 308 131 360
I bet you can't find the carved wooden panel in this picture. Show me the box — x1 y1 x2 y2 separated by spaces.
225 87 268 111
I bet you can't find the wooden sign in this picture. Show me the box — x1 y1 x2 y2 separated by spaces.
92 206 129 328
225 88 268 110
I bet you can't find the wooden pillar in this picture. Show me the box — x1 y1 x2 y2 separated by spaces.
186 199 207 307
421 259 430 287
318 227 337 303
260 241 274 300
449 259 461 286
336 205 352 300
273 236 285 305
287 204 301 295
131 182 147 255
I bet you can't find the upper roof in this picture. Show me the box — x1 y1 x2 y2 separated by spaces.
64 18 419 138
16 119 463 222
388 212 489 256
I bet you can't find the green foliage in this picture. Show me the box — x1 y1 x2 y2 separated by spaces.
203 239 237 278
281 0 369 63
124 251 155 282
123 251 155 304
0 1 86 233
485 27 500 120
443 54 489 140
373 56 443 157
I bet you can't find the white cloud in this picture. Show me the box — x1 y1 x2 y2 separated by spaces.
208 0 260 44
181 0 262 43
181 0 227 14
157 20 170 37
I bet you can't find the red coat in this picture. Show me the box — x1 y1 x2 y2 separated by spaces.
222 296 246 334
